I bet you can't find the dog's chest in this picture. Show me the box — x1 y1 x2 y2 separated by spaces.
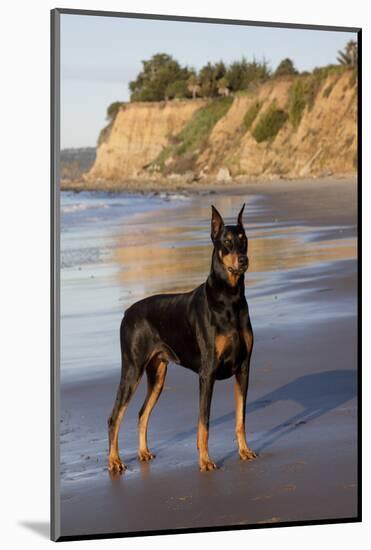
214 329 245 379
208 297 250 378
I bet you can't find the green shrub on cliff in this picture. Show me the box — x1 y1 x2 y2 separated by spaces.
305 71 328 110
252 102 288 142
98 101 123 146
288 80 306 128
286 65 347 129
175 96 233 155
243 101 262 131
151 96 233 171
106 101 122 120
322 82 335 98
305 65 347 109
274 58 298 77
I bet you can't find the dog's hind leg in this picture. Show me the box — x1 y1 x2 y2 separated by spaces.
107 357 142 473
138 356 167 461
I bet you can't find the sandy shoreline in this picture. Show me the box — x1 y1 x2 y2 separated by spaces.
59 178 358 538
61 173 356 194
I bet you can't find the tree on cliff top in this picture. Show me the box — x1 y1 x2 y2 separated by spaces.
274 58 298 77
187 73 201 99
225 58 270 91
337 40 358 67
129 53 191 101
217 77 230 96
198 61 226 97
128 54 272 101
165 79 189 100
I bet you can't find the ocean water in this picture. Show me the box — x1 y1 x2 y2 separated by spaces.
60 191 192 268
60 190 265 382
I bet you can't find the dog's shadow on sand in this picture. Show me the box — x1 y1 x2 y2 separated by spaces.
157 369 357 463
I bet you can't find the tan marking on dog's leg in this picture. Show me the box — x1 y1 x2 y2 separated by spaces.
197 419 217 471
108 402 130 472
138 360 167 461
234 375 248 452
234 371 256 460
108 377 141 473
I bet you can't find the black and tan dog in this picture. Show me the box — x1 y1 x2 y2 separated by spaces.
108 203 256 473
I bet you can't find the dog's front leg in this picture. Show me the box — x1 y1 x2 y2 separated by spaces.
197 373 217 471
234 319 257 460
235 366 257 460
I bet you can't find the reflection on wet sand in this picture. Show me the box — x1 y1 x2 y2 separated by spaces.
114 196 356 304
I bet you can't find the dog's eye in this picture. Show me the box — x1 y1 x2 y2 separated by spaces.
224 239 232 247
238 234 244 239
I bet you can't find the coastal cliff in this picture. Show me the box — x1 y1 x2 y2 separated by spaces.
74 69 357 189
85 99 208 181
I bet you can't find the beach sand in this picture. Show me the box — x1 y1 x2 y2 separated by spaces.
58 178 358 538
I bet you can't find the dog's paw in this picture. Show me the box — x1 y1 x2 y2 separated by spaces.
138 449 156 462
199 457 218 471
108 456 127 473
239 447 257 460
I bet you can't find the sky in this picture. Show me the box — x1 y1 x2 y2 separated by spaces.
60 13 357 149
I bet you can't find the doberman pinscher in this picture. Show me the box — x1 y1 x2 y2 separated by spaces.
107 203 256 473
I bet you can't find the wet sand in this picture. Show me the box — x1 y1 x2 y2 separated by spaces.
59 178 358 538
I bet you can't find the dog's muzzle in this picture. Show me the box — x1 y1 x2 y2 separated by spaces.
228 256 249 275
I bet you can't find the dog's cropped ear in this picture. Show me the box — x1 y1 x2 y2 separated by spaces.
237 203 245 227
211 205 224 242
